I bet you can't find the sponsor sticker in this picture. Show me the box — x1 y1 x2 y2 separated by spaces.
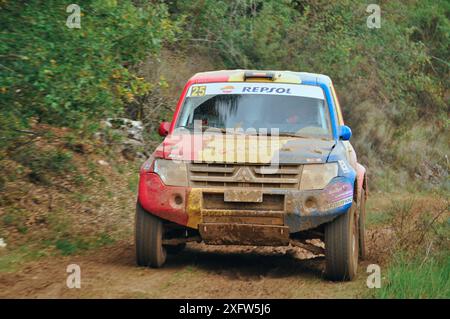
322 181 353 211
324 197 353 210
220 85 234 93
338 160 350 174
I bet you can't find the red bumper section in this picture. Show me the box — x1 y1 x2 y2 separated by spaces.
138 173 188 226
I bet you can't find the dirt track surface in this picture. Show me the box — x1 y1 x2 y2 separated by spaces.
0 241 369 298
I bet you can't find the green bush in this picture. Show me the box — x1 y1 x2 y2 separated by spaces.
0 0 176 145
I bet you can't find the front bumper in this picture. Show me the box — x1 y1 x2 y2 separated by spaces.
138 172 354 236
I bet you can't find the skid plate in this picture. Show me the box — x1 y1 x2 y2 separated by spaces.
199 223 290 246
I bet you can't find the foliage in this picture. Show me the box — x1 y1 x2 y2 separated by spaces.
0 0 176 145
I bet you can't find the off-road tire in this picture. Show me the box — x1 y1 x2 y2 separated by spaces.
358 189 366 260
135 202 167 268
325 203 359 281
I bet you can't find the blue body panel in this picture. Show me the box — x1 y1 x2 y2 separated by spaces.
301 79 339 140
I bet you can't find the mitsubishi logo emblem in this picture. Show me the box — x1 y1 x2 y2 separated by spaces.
234 167 253 182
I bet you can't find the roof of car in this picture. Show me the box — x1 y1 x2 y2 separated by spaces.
189 70 332 86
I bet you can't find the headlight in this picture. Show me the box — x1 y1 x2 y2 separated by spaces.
153 159 188 186
300 163 338 190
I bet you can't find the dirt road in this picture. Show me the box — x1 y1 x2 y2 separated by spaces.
0 240 370 298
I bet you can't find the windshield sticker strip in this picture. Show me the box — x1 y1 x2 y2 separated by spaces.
188 83 325 99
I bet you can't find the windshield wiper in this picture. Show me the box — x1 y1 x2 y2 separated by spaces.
254 132 309 138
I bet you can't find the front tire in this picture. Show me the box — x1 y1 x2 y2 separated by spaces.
325 203 359 281
135 202 167 268
358 189 366 260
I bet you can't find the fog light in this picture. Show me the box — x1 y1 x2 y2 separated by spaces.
304 196 318 210
170 193 184 208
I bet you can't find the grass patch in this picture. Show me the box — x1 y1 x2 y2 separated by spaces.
0 245 48 273
368 195 450 298
1 207 30 235
128 174 138 193
0 251 26 272
55 239 79 256
375 252 450 298
366 211 392 226
55 233 116 256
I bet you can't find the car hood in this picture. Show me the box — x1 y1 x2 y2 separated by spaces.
156 133 336 164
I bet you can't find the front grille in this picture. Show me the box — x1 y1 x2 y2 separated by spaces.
188 163 302 189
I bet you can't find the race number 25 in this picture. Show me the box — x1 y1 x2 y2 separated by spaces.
191 86 206 96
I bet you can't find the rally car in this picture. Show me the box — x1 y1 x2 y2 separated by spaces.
136 70 368 281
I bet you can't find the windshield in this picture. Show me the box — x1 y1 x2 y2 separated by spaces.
175 82 332 138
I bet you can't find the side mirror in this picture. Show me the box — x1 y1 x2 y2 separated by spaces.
158 121 171 137
339 125 352 141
